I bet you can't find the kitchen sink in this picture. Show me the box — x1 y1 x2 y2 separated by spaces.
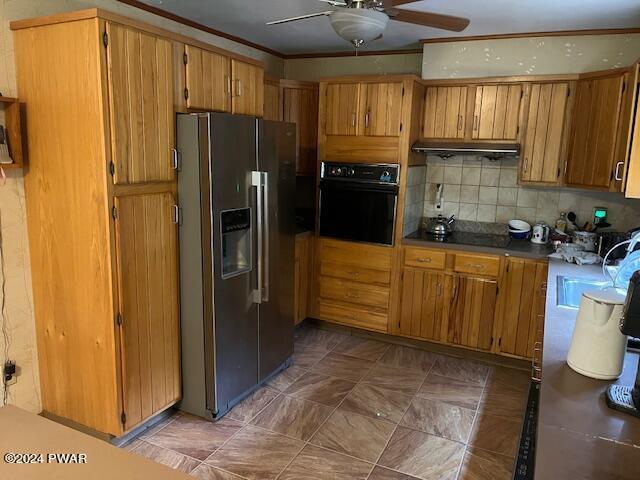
556 276 611 309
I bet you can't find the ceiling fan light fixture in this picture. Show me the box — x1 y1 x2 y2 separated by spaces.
329 9 388 47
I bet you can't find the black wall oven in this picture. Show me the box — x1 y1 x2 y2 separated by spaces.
319 162 399 246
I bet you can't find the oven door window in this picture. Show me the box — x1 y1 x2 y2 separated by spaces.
319 182 398 245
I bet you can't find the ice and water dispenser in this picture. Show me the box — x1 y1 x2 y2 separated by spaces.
220 208 252 279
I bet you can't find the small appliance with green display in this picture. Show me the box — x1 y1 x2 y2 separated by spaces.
594 207 608 225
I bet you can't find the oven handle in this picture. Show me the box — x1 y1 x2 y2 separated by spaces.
319 181 399 195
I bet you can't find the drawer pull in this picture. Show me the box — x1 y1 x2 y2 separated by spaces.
465 263 485 269
346 271 361 277
346 292 360 300
416 258 432 263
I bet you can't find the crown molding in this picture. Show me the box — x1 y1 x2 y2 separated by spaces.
420 27 640 44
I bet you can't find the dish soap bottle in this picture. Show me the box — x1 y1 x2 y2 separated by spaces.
555 212 567 233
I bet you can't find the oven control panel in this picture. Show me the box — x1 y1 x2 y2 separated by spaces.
321 162 399 185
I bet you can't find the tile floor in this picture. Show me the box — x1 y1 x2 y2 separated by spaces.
123 325 530 480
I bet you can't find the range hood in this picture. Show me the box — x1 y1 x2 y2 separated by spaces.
412 140 520 159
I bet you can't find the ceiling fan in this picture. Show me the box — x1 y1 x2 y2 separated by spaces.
267 0 470 48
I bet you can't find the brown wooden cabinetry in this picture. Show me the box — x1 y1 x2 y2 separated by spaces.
295 234 312 325
626 65 640 198
520 82 573 185
325 82 361 136
565 72 627 189
282 80 319 176
472 84 523 140
497 258 548 358
184 46 264 117
399 267 450 341
423 86 467 139
184 44 230 112
13 10 184 436
263 77 281 121
360 82 403 137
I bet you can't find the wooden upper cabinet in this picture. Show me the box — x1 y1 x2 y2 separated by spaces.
325 82 360 135
231 59 264 116
498 259 547 359
264 78 281 121
114 192 181 431
361 82 403 137
625 68 640 198
447 274 498 351
105 22 175 184
184 45 231 112
472 84 523 140
520 82 572 185
423 86 467 139
283 82 319 175
565 73 626 189
398 267 450 342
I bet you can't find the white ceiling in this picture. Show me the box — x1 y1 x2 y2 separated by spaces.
141 0 640 55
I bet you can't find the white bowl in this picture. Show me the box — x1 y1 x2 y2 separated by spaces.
508 219 531 231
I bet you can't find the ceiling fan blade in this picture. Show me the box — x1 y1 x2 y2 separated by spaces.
267 11 333 26
386 8 470 32
381 0 418 6
317 0 347 5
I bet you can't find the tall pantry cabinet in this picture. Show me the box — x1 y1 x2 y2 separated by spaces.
12 10 189 436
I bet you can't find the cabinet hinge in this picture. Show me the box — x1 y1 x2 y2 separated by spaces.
520 90 524 99
402 87 405 96
103 31 108 48
567 88 571 97
183 52 188 65
121 411 126 425
109 161 115 177
112 206 118 220
557 167 561 178
622 81 626 94
399 122 403 132
490 336 494 346
184 88 189 100
498 337 502 347
516 125 520 135
116 312 123 326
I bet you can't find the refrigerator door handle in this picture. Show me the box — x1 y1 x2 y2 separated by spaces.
262 171 270 303
251 171 266 304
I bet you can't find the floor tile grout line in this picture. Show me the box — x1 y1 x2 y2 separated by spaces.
454 366 492 480
132 437 206 465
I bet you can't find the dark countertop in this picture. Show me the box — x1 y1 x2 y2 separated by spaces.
402 230 554 260
536 260 640 480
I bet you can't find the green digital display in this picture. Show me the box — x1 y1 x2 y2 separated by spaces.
594 207 607 223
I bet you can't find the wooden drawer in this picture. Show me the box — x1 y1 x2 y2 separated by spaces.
319 238 392 271
320 261 391 285
319 276 389 310
317 300 388 333
404 247 447 270
453 253 500 277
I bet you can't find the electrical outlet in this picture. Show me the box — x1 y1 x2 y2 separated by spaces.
3 361 17 386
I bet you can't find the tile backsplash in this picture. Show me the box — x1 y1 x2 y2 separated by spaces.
414 155 640 232
403 165 426 236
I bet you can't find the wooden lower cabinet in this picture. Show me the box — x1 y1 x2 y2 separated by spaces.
497 258 548 358
295 234 311 325
396 246 547 359
447 275 498 351
114 192 181 430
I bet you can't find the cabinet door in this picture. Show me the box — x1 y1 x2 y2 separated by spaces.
447 275 498 351
283 85 319 175
264 79 281 121
398 267 450 341
521 83 571 184
626 75 640 198
498 259 548 358
184 45 230 112
361 82 403 137
114 192 180 431
325 83 360 136
106 23 175 184
565 74 626 188
423 86 467 139
231 59 264 116
472 84 522 140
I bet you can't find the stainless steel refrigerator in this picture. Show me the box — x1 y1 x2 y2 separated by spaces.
177 112 295 420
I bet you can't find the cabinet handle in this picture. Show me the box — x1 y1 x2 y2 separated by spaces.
225 75 232 96
351 111 356 128
365 112 370 128
416 258 432 263
465 263 485 270
235 79 243 97
171 204 181 225
346 292 360 300
457 114 463 130
346 270 360 277
614 161 624 181
473 115 479 131
172 148 181 171
523 158 528 174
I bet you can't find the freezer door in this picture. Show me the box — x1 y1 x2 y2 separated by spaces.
257 120 296 380
209 113 259 413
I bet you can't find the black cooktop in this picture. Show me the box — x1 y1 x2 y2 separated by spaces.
406 229 511 248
